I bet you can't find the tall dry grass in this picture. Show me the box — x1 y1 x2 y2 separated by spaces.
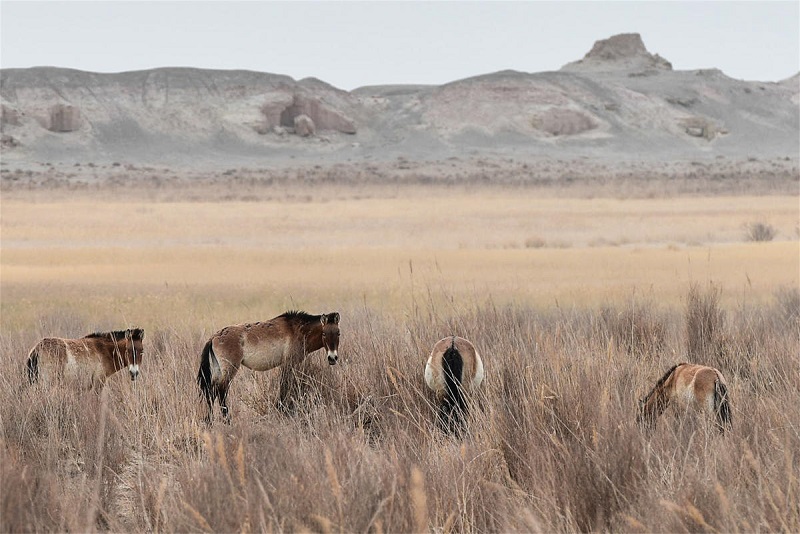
1 286 798 532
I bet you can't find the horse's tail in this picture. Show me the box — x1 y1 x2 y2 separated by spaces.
714 378 732 433
26 347 39 384
441 338 466 433
197 340 216 409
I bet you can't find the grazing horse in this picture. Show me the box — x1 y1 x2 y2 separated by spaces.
197 311 340 423
26 328 145 389
637 362 731 434
424 336 485 434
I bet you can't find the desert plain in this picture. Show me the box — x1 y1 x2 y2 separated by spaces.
2 161 798 329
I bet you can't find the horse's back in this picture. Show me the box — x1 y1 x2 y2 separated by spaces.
27 338 67 381
27 337 105 387
30 337 67 358
673 364 722 412
212 321 293 372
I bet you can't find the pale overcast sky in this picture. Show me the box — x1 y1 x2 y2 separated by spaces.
1 1 798 90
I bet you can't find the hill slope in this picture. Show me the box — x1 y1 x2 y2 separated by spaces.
1 33 798 165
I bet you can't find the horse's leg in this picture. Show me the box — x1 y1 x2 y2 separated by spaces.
713 379 731 434
26 349 39 384
202 337 242 424
437 398 454 434
446 397 469 437
276 347 305 414
216 364 239 424
277 364 298 414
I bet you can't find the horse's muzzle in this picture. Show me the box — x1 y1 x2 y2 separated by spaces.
327 351 338 365
129 364 140 381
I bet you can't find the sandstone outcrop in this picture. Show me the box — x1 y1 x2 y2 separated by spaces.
48 104 82 132
531 109 597 136
561 33 672 72
293 114 315 137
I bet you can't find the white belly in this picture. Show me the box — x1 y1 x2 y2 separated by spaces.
62 345 103 388
241 339 290 372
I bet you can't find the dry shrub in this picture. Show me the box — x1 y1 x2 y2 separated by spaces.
1 448 66 532
686 282 727 363
774 285 800 325
1 385 130 531
598 301 668 359
495 345 650 531
744 221 777 242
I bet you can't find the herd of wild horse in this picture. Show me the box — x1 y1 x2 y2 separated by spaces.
24 310 733 434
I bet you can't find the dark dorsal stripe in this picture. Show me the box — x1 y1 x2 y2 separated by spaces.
642 362 686 403
279 310 341 325
279 310 318 322
84 328 144 341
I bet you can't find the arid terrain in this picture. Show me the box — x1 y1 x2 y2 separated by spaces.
2 165 799 324
1 32 799 533
2 34 798 166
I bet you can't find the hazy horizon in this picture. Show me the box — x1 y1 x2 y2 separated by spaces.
1 2 798 90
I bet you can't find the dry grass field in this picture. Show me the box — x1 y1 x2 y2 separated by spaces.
2 186 798 324
1 172 799 532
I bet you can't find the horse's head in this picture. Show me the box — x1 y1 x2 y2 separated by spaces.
320 312 340 365
636 395 659 432
125 328 145 380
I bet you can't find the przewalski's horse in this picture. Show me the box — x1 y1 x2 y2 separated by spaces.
637 362 731 434
26 328 145 389
197 311 340 423
424 336 485 434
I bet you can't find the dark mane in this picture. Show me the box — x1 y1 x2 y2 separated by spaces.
642 362 686 403
279 310 319 323
84 328 144 341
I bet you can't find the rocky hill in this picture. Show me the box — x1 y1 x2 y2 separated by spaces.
1 33 797 166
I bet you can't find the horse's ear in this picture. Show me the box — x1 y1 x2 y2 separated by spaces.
321 313 339 325
128 328 144 340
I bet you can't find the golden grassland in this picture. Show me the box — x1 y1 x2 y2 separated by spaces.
1 183 799 532
2 242 798 331
2 188 797 329
1 285 798 532
2 190 798 249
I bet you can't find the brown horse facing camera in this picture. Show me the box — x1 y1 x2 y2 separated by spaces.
424 336 485 434
637 362 731 434
197 311 340 423
26 328 145 390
